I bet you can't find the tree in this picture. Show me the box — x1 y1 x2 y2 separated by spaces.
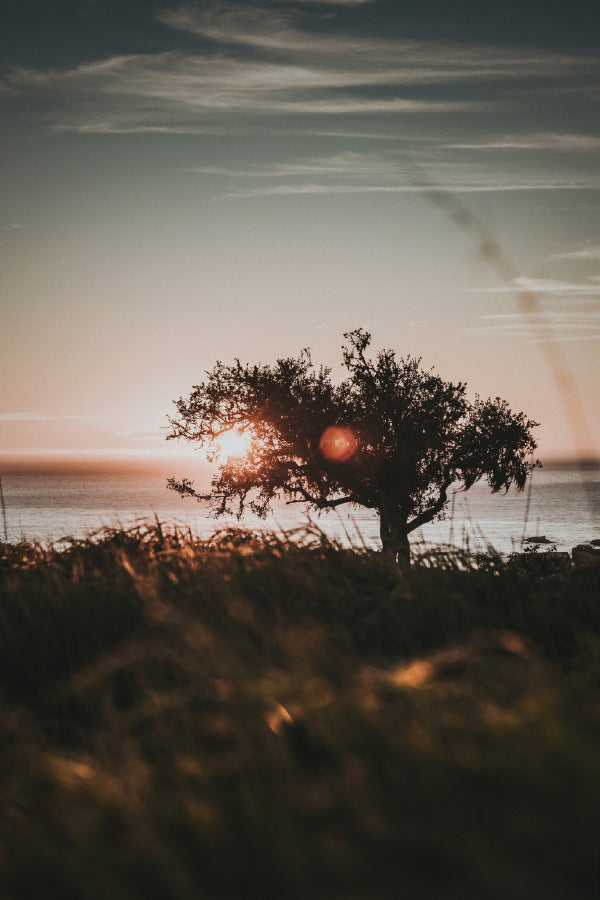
167 329 539 563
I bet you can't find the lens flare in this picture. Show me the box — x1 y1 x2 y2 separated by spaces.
319 426 357 462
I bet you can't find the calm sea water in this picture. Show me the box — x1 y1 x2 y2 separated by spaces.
1 466 598 555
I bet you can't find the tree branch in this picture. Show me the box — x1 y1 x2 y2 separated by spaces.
405 481 452 534
167 414 250 443
283 483 360 510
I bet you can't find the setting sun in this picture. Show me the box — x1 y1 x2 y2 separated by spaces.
216 428 251 459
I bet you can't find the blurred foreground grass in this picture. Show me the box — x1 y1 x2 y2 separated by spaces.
0 523 599 899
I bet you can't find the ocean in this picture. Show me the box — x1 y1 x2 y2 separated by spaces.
0 465 598 555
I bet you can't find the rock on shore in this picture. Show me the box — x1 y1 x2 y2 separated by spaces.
513 542 600 574
571 544 600 567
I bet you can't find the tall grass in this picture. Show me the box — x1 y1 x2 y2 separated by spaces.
0 523 599 899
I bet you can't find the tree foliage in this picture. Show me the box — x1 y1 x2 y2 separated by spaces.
167 330 539 561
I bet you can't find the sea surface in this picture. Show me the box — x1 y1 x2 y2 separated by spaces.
0 466 598 555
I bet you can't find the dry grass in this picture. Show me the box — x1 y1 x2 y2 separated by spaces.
0 523 599 899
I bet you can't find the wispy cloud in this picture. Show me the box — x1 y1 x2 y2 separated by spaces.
463 276 600 296
550 245 600 260
0 413 110 422
445 133 600 152
186 151 426 179
115 430 164 441
225 183 411 197
53 123 236 135
3 0 597 137
182 148 600 194
2 1 598 198
514 277 600 296
223 182 600 199
470 310 600 341
4 50 490 135
159 4 595 82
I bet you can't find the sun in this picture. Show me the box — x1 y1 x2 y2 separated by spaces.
216 427 252 459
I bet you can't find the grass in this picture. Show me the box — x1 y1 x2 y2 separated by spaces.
0 522 599 899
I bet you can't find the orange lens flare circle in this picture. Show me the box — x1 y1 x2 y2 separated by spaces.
319 426 357 463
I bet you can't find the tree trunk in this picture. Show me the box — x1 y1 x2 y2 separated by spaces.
379 510 411 566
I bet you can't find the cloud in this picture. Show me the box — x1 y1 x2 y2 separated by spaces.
223 182 600 199
462 277 600 296
460 277 600 349
182 149 600 194
550 245 600 260
185 151 449 179
4 0 597 138
3 2 598 198
115 430 165 440
470 310 600 341
225 183 407 197
158 4 595 84
5 50 491 135
53 122 240 135
0 413 110 422
445 134 600 152
514 277 600 296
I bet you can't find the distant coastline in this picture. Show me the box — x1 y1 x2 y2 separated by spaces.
540 457 600 470
0 452 598 477
0 450 211 478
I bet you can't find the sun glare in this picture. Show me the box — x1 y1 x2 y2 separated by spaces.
216 428 251 459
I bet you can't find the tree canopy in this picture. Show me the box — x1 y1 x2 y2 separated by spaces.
167 329 539 561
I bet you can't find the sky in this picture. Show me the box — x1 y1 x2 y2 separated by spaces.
1 0 599 472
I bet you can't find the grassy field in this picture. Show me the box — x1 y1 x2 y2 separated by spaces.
0 523 598 899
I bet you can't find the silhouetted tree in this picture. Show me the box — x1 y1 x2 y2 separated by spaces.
167 330 539 563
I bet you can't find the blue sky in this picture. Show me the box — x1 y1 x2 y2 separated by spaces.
1 0 599 465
